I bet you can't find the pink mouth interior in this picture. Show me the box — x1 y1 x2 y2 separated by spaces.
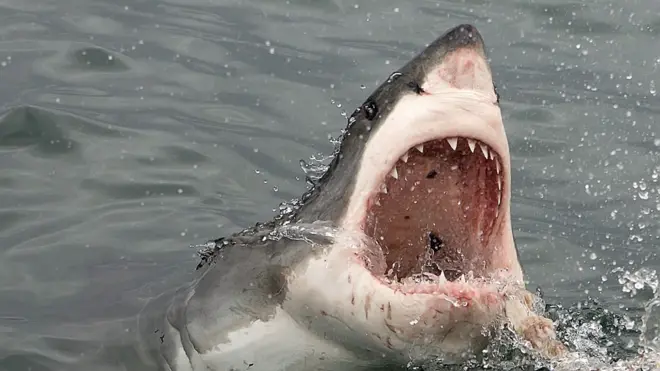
364 137 504 283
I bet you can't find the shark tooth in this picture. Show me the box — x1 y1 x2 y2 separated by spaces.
480 143 489 158
446 137 458 150
467 138 476 152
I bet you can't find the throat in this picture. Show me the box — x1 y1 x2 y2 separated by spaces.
364 138 503 282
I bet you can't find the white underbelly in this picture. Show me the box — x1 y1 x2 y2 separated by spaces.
169 307 365 371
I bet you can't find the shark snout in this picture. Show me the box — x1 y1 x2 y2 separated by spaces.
421 25 496 100
441 24 485 52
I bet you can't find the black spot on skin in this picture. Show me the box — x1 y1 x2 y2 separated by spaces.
363 101 378 120
407 80 425 94
426 169 438 179
404 216 410 220
428 232 443 252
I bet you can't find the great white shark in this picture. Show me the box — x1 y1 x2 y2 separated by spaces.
145 24 568 371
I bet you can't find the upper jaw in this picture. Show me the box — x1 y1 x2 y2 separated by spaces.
375 136 505 214
332 90 516 287
339 91 511 232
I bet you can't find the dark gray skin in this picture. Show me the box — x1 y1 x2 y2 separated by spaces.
137 25 551 371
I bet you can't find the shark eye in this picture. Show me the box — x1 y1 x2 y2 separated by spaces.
363 101 378 120
493 84 500 104
407 81 425 95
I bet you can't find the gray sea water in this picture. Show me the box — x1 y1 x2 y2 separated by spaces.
1 0 659 370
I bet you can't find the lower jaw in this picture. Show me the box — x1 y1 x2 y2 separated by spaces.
362 238 497 285
346 222 517 293
378 274 494 295
359 252 520 299
361 205 504 283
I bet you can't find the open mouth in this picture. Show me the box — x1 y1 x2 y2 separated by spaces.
363 137 504 286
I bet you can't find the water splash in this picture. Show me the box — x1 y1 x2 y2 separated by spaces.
268 221 337 247
299 152 333 184
546 268 660 371
619 268 660 353
618 267 657 297
409 267 660 371
640 294 660 352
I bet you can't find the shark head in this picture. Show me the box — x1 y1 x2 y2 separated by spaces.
286 23 525 362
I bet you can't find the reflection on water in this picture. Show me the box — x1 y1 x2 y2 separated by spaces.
0 0 659 370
